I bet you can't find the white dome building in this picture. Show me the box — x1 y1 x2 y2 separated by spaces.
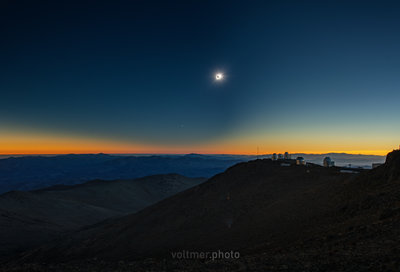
284 152 291 160
296 157 306 165
323 157 335 167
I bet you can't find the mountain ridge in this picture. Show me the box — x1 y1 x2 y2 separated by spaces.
0 154 241 193
11 151 400 271
0 174 205 258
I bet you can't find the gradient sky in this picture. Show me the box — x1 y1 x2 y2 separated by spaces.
1 0 400 155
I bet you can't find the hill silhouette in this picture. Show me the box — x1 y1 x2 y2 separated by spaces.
14 160 352 260
5 151 400 271
0 174 204 258
0 154 242 193
0 153 384 193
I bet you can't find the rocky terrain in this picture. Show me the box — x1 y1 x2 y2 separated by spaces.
2 151 400 271
0 174 204 258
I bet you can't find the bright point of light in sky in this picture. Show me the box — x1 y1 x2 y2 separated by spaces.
215 73 224 80
2 1 400 156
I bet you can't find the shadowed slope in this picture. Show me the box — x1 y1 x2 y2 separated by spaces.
11 151 400 270
19 159 353 262
0 174 204 257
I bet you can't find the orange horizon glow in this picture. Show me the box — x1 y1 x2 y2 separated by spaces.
0 145 391 157
0 151 391 156
0 145 392 156
0 128 395 157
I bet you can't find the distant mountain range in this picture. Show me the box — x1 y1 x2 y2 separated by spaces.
16 158 350 264
1 151 399 270
0 174 204 257
0 153 385 193
0 153 242 193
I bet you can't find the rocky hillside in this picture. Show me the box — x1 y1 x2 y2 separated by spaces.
6 151 400 271
0 174 204 258
14 160 351 261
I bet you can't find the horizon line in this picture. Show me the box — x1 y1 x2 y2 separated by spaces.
0 151 389 157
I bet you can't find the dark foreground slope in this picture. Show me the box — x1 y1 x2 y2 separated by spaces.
7 151 400 271
15 160 351 259
0 174 204 258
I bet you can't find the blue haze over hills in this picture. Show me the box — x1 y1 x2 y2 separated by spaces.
0 153 385 194
0 154 243 193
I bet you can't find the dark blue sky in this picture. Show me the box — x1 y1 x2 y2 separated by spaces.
1 0 400 154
